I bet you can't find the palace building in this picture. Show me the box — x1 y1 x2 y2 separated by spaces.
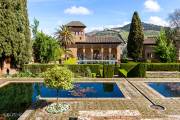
66 21 125 64
143 35 180 61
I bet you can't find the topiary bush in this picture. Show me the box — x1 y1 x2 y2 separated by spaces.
103 65 115 78
119 69 128 77
120 63 138 72
42 66 74 114
127 63 146 78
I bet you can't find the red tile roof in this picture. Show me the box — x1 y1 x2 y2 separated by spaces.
66 21 86 27
76 35 123 44
143 37 156 45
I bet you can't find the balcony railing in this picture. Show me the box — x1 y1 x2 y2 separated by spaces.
78 60 117 64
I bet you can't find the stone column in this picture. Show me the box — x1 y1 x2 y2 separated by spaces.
116 45 121 62
91 46 93 60
101 47 104 60
109 47 112 60
69 47 77 58
83 46 85 60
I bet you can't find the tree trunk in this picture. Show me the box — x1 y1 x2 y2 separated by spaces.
65 36 67 61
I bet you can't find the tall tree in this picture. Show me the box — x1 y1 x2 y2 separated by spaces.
55 25 74 60
31 18 39 38
155 29 176 63
127 11 144 60
0 0 31 68
33 32 59 63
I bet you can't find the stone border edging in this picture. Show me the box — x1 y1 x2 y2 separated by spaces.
17 110 34 120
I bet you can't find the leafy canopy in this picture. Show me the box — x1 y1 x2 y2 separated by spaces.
33 32 59 63
55 25 74 49
43 66 74 90
155 29 176 62
0 0 31 67
31 19 61 63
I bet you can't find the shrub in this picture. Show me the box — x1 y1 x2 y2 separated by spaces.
23 64 57 73
103 65 115 78
147 63 180 71
12 71 40 78
43 66 74 90
23 64 102 77
127 63 146 77
85 67 92 77
42 66 74 114
120 63 138 72
119 69 128 77
121 58 128 63
91 73 96 78
64 58 77 64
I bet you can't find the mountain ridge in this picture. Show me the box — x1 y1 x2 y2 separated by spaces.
86 22 167 40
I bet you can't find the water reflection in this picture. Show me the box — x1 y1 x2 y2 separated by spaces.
148 82 180 97
103 83 114 93
0 82 124 119
34 82 124 98
0 83 33 120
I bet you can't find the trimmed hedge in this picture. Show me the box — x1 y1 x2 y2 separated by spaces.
23 64 101 73
23 63 180 78
23 64 117 78
119 69 128 77
147 63 180 71
127 63 146 77
103 65 115 78
120 63 138 72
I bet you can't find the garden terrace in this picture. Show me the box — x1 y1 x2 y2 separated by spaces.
0 78 179 120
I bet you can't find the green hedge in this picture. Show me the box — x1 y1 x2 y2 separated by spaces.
127 63 146 77
23 64 117 78
23 64 56 73
23 63 180 78
23 64 101 73
147 63 180 71
120 63 138 72
119 69 128 77
103 65 115 78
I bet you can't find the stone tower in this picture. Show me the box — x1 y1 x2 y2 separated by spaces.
66 21 86 42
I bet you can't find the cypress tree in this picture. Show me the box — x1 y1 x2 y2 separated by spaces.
127 11 144 60
0 0 31 68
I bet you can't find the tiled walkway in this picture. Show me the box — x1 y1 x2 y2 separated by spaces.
0 78 180 120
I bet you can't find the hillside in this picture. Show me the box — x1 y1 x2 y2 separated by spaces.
113 22 166 31
87 22 166 41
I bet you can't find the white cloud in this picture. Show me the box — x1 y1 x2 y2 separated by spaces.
86 21 130 32
144 0 160 12
147 16 169 26
64 6 91 15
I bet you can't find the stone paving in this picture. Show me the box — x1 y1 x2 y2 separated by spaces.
0 78 180 120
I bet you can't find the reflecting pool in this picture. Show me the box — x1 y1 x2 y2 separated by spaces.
148 82 180 97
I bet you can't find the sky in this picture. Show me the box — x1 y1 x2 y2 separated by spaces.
28 0 180 35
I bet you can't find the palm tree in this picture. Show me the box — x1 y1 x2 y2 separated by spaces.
55 25 74 60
